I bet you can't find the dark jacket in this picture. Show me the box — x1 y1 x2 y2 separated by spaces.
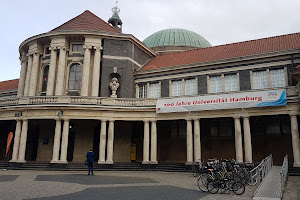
86 151 95 164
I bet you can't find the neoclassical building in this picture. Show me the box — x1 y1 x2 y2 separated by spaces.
0 8 300 169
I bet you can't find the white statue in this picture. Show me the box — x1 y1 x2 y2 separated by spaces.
110 77 119 98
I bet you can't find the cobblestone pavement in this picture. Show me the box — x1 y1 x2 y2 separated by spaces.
0 169 298 200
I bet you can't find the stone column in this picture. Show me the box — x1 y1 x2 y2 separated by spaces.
143 120 150 164
290 114 300 167
81 45 92 96
29 51 42 96
24 54 33 96
186 119 193 165
234 117 243 163
17 55 28 97
59 119 69 163
50 119 62 163
17 119 28 163
194 119 201 163
150 120 158 164
55 46 67 96
46 46 58 96
243 117 252 163
98 120 107 164
10 120 22 162
106 120 115 164
91 46 102 97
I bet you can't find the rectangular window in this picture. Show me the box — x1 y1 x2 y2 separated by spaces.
185 79 197 95
72 44 83 52
225 74 238 92
253 71 268 89
210 76 222 93
149 83 160 98
172 80 183 96
270 69 285 88
139 84 147 98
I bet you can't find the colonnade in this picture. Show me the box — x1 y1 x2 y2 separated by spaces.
17 38 103 97
9 113 300 167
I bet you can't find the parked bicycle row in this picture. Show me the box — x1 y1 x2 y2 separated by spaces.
193 158 258 195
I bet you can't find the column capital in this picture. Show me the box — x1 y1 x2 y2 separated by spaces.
233 116 241 119
49 46 59 51
32 50 43 56
185 118 193 122
108 119 115 122
289 112 299 117
62 118 70 122
57 45 69 51
192 118 200 121
150 120 157 123
19 55 28 62
100 119 107 122
83 45 93 50
93 46 103 52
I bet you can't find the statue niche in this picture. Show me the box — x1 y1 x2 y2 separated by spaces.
110 77 120 98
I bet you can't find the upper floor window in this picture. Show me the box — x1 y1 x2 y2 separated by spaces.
270 69 285 88
139 84 147 98
137 82 161 98
210 76 222 93
185 79 197 95
41 66 49 94
252 68 287 89
172 80 183 96
253 71 268 89
68 64 82 91
209 74 239 93
149 82 161 98
170 78 198 97
225 74 238 92
72 44 83 52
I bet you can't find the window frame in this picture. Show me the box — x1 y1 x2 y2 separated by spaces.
250 67 287 89
208 73 239 93
169 78 198 97
69 42 84 55
67 63 83 95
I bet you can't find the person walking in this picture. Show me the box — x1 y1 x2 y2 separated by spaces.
86 149 95 175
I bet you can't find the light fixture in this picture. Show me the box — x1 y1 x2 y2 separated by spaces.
57 111 63 117
15 111 22 117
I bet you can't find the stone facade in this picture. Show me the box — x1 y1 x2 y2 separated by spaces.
0 10 300 169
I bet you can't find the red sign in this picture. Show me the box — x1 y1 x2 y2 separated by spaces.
5 132 13 158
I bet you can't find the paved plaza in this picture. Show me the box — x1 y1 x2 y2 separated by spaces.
0 169 298 200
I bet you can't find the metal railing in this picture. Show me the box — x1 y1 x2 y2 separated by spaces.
250 154 273 194
280 155 288 198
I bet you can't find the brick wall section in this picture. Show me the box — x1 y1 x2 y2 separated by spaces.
239 70 251 91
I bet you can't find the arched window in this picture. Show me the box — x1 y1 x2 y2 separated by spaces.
68 63 82 91
41 65 49 94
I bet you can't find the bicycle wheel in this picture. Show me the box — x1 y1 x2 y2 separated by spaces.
197 173 208 192
207 180 219 194
232 182 245 195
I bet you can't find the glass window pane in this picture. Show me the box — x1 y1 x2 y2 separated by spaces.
210 76 222 93
270 69 285 88
172 80 183 96
149 83 160 98
225 74 238 92
139 85 147 98
185 79 197 95
69 64 82 91
253 71 267 89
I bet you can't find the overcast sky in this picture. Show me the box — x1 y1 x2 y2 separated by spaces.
1 0 300 82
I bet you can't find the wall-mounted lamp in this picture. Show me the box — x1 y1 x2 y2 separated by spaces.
15 111 22 117
57 111 63 117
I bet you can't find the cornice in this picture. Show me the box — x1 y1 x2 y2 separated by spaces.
19 30 156 57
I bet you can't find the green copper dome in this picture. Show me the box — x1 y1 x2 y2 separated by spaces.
143 28 211 48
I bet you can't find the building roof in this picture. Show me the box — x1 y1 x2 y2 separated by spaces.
142 32 300 71
0 79 19 91
143 28 211 48
50 10 121 33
